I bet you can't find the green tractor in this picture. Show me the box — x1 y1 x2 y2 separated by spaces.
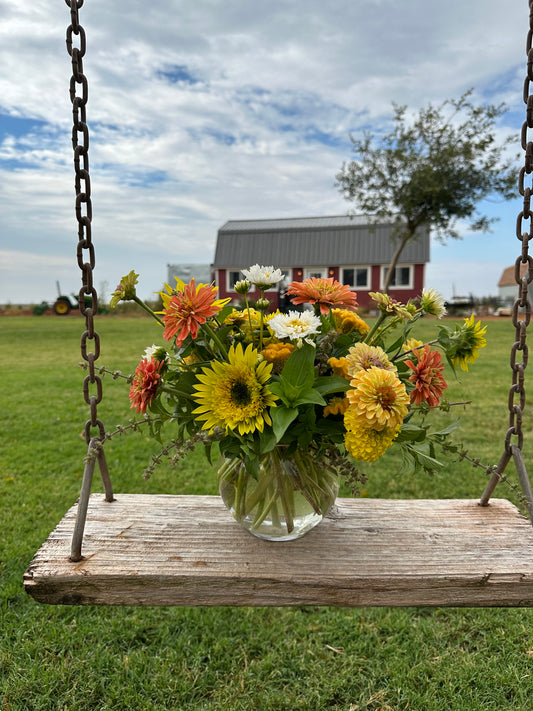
53 282 80 315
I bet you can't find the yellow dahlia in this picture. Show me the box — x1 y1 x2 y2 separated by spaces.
192 343 277 435
344 424 400 462
346 366 409 431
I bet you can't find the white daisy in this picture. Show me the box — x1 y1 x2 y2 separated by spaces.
143 344 169 362
420 288 447 319
241 264 284 289
268 310 321 341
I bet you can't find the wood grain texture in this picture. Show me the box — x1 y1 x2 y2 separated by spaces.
24 495 533 607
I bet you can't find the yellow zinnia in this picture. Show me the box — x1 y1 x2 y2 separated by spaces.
332 308 370 336
323 396 349 418
192 343 277 435
261 341 295 374
346 366 409 431
345 343 396 378
344 424 400 462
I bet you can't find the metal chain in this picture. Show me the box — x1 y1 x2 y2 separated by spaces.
66 1 114 560
481 2 533 522
508 0 533 456
66 0 104 445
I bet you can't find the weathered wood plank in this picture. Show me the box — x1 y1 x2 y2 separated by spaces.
24 495 533 607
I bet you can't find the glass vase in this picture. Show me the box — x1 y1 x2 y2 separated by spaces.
217 447 340 541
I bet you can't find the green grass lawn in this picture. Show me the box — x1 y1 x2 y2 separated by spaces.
2 315 533 711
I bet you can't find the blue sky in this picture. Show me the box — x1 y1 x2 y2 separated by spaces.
0 0 529 304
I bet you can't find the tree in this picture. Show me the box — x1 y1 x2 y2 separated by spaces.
335 90 519 293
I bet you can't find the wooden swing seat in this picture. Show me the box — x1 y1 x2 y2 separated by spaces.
24 494 533 607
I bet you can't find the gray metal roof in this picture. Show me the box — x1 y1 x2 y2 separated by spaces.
214 215 430 267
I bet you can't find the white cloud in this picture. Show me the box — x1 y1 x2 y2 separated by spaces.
0 0 529 303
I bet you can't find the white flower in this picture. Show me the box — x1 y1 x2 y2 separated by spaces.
143 344 169 362
420 288 447 319
241 264 284 289
268 310 321 341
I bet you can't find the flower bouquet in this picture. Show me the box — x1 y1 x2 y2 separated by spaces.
107 266 486 540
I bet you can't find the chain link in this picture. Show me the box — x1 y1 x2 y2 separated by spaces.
505 0 533 456
66 0 104 446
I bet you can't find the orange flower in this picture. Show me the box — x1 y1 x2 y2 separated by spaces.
261 342 296 374
287 277 357 315
328 356 350 379
129 358 164 413
323 396 349 418
161 279 227 346
405 345 447 407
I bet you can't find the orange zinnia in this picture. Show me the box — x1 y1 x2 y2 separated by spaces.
287 277 357 315
162 279 227 346
405 345 447 407
129 358 164 414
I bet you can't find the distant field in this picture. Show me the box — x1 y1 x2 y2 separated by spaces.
2 315 533 711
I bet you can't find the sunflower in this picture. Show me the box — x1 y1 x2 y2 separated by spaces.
346 366 409 431
192 343 278 435
446 314 487 372
287 277 357 314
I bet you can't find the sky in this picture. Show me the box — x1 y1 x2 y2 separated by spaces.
0 0 530 305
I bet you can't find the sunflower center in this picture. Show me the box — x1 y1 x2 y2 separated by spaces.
230 379 253 406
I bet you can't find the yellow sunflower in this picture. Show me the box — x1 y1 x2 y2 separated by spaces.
447 314 487 372
192 343 277 435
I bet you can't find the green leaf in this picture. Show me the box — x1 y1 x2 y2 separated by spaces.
258 428 278 454
313 376 350 396
396 422 427 442
280 342 315 392
431 419 461 438
293 388 326 407
271 406 299 441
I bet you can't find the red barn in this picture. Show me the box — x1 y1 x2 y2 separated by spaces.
213 215 430 310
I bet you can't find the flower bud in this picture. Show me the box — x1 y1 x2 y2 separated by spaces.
255 298 271 311
234 279 251 295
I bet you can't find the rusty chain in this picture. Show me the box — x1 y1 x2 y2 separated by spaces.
481 2 533 521
66 0 104 445
508 0 533 457
66 1 114 559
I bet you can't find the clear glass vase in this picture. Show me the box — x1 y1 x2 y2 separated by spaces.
217 447 340 541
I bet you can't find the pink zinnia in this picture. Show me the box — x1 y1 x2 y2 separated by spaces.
287 277 357 315
162 279 223 346
405 345 447 407
129 358 164 414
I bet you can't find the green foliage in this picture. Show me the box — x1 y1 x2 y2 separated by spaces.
336 89 519 290
2 317 533 710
